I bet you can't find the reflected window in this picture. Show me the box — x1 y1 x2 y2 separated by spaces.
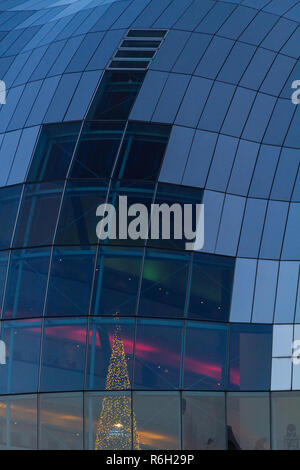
0 185 22 250
227 392 270 450
0 395 37 450
91 247 142 316
3 248 50 319
27 122 81 182
133 391 180 450
0 319 42 394
113 122 171 181
87 71 145 120
228 324 272 391
272 392 300 450
134 319 183 390
188 253 235 322
39 393 83 450
45 246 96 317
85 391 134 450
55 180 108 246
183 321 228 391
40 318 87 392
182 392 226 450
0 252 9 315
69 122 125 179
86 317 134 391
13 182 64 248
138 250 190 318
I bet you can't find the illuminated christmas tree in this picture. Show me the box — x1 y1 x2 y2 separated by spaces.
95 320 140 450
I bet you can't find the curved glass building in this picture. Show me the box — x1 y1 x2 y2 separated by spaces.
0 0 299 450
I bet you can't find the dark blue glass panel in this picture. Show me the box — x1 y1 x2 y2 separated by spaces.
55 180 108 246
0 319 41 394
69 121 125 179
0 185 22 250
113 122 171 181
27 122 81 182
13 182 64 248
86 316 134 391
87 70 145 120
184 321 228 391
40 317 87 392
134 318 183 390
45 246 96 317
3 247 50 319
0 251 9 316
91 247 143 316
228 324 272 391
138 250 190 318
188 253 235 322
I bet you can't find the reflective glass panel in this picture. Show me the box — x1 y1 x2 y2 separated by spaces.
0 185 22 250
3 248 50 319
272 392 300 450
228 324 272 391
134 319 183 390
0 319 42 394
27 122 81 182
45 246 96 317
0 252 9 315
0 395 37 450
184 321 228 391
87 71 145 120
188 253 235 322
40 317 87 392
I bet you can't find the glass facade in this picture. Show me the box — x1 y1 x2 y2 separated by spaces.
0 0 298 452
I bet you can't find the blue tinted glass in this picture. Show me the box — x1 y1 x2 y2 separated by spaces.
134 319 183 390
86 316 134 391
0 185 22 250
3 247 50 319
45 246 96 317
184 321 228 391
87 70 145 120
27 122 81 182
13 182 64 248
114 122 171 181
69 122 125 179
0 319 41 394
55 180 108 246
0 251 8 316
91 247 142 317
40 317 87 392
138 250 190 318
228 324 272 391
189 253 235 322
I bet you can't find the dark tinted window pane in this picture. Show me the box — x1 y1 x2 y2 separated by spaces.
87 71 145 120
86 317 134 391
138 250 190 318
113 122 171 181
27 122 81 182
127 30 167 38
13 182 63 248
182 392 226 450
91 247 142 316
272 392 300 450
110 61 150 69
0 251 9 315
3 248 50 319
69 121 125 179
189 253 235 322
85 391 134 450
40 393 83 450
40 317 87 392
116 50 155 58
133 391 180 450
45 246 96 317
184 321 228 391
227 392 270 450
149 183 203 250
134 319 183 390
0 185 22 250
228 324 272 391
0 395 37 450
121 40 160 48
0 319 41 394
55 180 108 246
